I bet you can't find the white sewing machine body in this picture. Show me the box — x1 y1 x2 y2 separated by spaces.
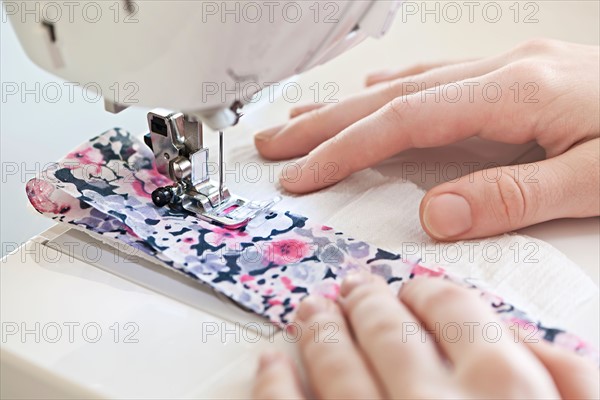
1 224 285 399
7 0 399 129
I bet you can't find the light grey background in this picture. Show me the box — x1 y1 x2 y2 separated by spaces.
1 15 150 255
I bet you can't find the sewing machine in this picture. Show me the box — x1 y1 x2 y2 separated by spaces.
7 0 400 229
3 1 599 398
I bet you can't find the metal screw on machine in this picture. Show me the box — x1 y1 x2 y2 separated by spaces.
144 109 279 229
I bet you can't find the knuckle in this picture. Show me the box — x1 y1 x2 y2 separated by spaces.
499 59 553 84
306 345 346 371
359 308 405 340
417 283 473 311
344 282 382 314
383 96 412 127
385 78 421 99
302 348 369 393
309 104 327 121
343 277 389 316
321 134 353 176
297 305 343 341
388 96 409 120
404 63 434 78
401 386 443 399
463 349 508 374
412 63 430 73
491 170 532 228
385 96 434 147
383 79 399 95
296 108 324 132
514 38 559 56
462 352 536 393
345 287 404 339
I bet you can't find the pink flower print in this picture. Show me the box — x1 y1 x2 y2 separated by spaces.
411 264 445 277
264 239 309 265
132 168 172 199
205 227 249 247
554 332 588 352
313 280 340 300
64 147 104 174
504 317 542 342
281 276 295 291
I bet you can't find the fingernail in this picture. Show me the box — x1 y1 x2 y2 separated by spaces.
397 277 430 301
285 322 299 336
398 276 418 294
289 106 311 118
254 127 280 142
257 351 280 372
367 69 393 82
295 295 333 322
423 193 472 239
295 156 308 169
340 271 372 297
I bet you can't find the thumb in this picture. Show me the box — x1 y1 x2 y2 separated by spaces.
420 139 600 240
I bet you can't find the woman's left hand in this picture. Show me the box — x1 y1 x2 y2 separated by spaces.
252 274 599 399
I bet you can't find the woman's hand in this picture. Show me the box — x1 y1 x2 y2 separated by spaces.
252 275 599 399
254 39 600 240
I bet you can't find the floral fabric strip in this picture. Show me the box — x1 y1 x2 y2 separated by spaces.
26 129 598 363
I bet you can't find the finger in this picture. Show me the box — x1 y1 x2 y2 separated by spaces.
255 84 394 160
401 278 562 398
253 124 286 143
420 138 600 240
400 277 510 364
256 57 506 161
290 104 325 119
399 277 551 370
252 351 305 400
296 295 382 400
279 71 506 193
524 339 600 399
340 273 448 399
365 59 475 86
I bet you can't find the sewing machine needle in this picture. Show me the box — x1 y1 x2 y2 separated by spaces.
218 130 224 205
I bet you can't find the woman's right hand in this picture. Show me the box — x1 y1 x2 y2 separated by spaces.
255 39 600 241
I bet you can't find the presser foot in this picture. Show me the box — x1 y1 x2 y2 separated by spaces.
152 182 279 229
151 180 278 229
145 108 277 229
